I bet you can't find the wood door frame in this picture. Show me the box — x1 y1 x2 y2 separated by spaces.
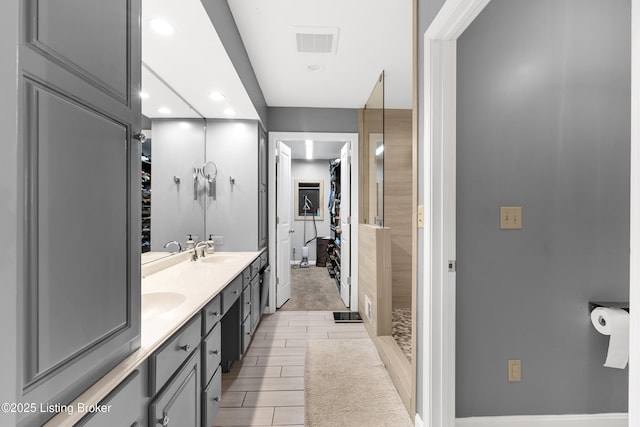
422 0 639 425
267 132 360 313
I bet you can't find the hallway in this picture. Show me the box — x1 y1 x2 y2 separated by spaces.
213 311 369 426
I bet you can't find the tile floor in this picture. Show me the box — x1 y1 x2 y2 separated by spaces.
212 310 369 427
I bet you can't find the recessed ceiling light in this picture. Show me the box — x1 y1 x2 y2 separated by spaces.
209 91 225 102
305 139 313 160
150 18 174 36
224 108 235 116
307 64 325 72
139 91 149 99
158 107 171 115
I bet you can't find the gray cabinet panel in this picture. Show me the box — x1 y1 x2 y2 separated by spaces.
221 276 242 315
202 295 221 336
149 348 201 427
202 323 221 387
149 317 201 396
202 367 222 427
17 0 141 424
78 369 145 427
28 0 129 101
26 81 129 381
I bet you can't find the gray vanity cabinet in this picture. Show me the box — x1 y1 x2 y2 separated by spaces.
17 0 141 425
149 348 201 427
77 368 147 427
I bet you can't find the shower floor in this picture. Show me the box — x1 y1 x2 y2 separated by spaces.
392 307 412 362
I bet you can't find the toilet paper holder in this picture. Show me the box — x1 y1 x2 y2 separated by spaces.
589 301 629 316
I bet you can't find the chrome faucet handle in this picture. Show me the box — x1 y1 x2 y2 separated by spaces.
163 240 182 253
194 241 207 258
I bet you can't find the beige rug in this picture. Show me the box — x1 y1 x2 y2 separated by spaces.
305 338 413 427
279 265 347 311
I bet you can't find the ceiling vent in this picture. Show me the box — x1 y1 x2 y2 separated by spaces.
292 26 340 54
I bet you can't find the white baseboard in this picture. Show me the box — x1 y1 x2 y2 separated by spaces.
414 413 424 427
456 413 628 427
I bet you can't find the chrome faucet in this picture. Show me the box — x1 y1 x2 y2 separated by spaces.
194 241 208 259
163 240 182 253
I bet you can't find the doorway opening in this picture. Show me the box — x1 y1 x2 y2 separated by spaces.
267 132 359 314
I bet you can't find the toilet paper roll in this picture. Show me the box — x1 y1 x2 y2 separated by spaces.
590 307 630 369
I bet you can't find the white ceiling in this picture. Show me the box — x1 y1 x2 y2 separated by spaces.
228 0 413 110
141 0 412 119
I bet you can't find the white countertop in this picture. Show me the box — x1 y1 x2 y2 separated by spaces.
45 250 262 427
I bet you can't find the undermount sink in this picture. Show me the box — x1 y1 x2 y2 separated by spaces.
142 292 186 319
199 254 240 264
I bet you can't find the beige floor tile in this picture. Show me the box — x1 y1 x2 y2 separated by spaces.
225 366 282 378
255 355 305 366
255 326 308 333
284 339 309 347
238 356 259 366
220 391 246 408
261 331 328 340
245 346 306 357
272 406 305 426
246 339 286 348
307 324 365 332
213 407 274 426
222 376 304 392
287 319 336 327
280 366 304 377
242 390 304 407
327 331 371 339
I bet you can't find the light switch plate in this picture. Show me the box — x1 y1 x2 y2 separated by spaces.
500 206 522 229
212 236 224 246
508 359 522 382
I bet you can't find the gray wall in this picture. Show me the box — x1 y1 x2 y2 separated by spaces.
150 119 206 250
290 160 333 263
0 0 19 424
456 0 630 417
205 119 259 251
268 107 359 133
200 0 268 126
416 0 446 418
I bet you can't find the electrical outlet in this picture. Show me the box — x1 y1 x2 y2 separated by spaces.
364 294 372 321
500 206 522 229
508 359 522 382
212 236 224 246
417 205 424 228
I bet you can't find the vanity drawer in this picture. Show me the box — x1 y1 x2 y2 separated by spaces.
202 322 221 386
202 366 222 427
259 250 268 269
148 316 201 395
221 275 242 315
242 286 251 322
78 370 144 426
250 258 261 278
202 294 222 335
241 316 252 355
242 267 251 287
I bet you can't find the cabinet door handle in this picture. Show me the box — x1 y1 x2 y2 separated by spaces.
180 344 192 352
210 349 219 355
161 414 170 426
213 396 221 402
246 301 251 305
232 290 240 295
209 311 219 316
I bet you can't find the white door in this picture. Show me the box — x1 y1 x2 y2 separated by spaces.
276 142 292 308
340 142 351 307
